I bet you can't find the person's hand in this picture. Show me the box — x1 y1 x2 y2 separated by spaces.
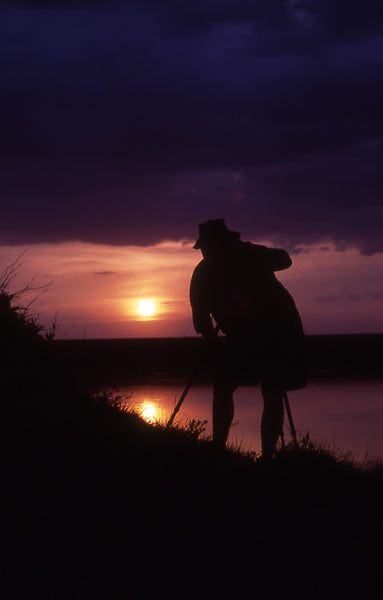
203 332 220 354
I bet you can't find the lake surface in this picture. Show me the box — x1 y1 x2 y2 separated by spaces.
113 378 383 465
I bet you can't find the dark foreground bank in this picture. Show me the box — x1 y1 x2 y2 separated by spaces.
1 292 382 598
3 373 383 599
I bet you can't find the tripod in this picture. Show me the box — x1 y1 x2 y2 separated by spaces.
281 391 298 448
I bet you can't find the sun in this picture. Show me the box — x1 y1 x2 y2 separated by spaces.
137 299 155 317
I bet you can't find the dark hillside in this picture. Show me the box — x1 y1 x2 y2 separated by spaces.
3 393 383 599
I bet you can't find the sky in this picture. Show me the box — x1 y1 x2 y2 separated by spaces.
1 1 383 337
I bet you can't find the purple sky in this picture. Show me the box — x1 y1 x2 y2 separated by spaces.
1 1 383 254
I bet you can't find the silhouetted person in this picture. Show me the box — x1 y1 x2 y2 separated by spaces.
190 219 306 457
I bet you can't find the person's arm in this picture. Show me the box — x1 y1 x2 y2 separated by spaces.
189 263 216 338
268 247 292 271
250 243 292 272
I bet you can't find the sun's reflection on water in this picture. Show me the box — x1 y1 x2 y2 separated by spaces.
113 380 383 464
135 399 171 424
140 401 160 423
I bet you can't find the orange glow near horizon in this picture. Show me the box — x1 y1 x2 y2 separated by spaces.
0 239 382 338
0 240 198 338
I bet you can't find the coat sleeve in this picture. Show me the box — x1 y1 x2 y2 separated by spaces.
189 262 215 337
251 244 292 272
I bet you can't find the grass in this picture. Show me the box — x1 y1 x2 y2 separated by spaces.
1 274 383 598
3 377 383 599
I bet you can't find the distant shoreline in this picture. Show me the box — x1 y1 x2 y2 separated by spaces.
53 333 383 383
58 333 383 342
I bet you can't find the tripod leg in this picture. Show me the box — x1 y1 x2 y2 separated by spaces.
283 392 298 448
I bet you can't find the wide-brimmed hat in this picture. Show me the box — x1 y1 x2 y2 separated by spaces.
193 219 240 249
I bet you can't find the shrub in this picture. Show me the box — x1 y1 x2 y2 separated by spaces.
0 254 56 382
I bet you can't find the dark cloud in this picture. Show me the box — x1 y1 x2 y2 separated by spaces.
1 1 383 252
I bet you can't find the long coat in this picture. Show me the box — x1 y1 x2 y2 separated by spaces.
190 241 306 390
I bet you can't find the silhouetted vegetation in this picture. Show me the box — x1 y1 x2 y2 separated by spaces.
1 258 50 362
2 269 383 598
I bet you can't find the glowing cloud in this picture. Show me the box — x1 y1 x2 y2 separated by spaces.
0 240 382 337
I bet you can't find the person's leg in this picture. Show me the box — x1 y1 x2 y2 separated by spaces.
212 378 235 449
260 383 284 458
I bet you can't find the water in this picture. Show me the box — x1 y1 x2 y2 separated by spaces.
115 379 383 464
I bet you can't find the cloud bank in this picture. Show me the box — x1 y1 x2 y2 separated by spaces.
1 1 383 253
